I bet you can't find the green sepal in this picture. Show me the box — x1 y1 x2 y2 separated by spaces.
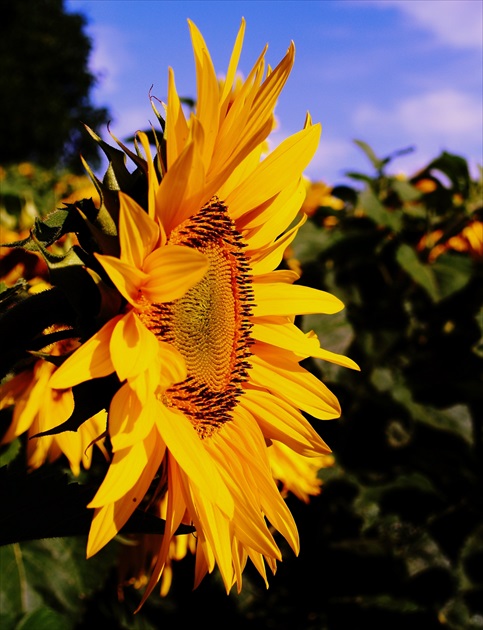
2 207 79 252
65 198 119 258
83 124 135 192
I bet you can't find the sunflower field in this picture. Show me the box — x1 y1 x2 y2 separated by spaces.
1 141 482 630
1 22 482 630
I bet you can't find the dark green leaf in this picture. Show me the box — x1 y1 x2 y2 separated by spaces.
431 252 473 300
391 179 422 202
396 243 438 300
371 368 473 443
359 188 402 231
290 219 339 265
425 151 471 197
0 439 21 467
16 606 72 630
353 139 384 170
0 465 194 545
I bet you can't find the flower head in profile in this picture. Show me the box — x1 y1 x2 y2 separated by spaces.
49 18 359 604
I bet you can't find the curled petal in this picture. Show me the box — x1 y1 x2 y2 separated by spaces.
110 312 160 382
142 245 209 303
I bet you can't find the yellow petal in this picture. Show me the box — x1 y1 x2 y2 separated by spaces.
109 311 160 382
136 454 188 609
187 482 234 590
217 142 264 201
14 363 51 436
249 347 341 420
118 192 160 268
188 20 219 170
307 337 360 370
95 253 147 307
87 430 165 556
219 18 246 109
155 403 234 517
155 142 206 236
216 44 295 179
240 387 330 456
108 382 157 451
268 441 327 503
38 383 74 432
89 442 147 506
210 47 267 181
137 132 160 222
158 341 187 388
49 317 120 389
0 371 35 443
89 427 165 507
166 67 189 169
206 435 283 557
248 214 307 276
252 282 344 317
241 180 306 250
54 430 82 476
252 270 299 284
224 411 300 554
250 40 295 124
227 125 320 222
251 319 360 370
142 244 208 303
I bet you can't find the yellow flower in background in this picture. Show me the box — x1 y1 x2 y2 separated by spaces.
418 220 483 262
50 19 358 604
0 262 107 474
301 179 345 217
0 360 107 476
268 442 334 504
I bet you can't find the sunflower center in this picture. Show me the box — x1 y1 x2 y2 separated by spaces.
143 198 253 437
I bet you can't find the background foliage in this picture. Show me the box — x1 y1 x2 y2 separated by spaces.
1 141 482 629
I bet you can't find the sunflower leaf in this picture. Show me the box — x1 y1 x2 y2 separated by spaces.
359 188 402 232
371 368 474 444
396 243 439 300
353 139 385 170
431 252 473 301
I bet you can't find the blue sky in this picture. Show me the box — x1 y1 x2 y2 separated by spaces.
66 0 482 186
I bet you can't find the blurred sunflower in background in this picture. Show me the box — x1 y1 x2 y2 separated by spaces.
0 185 106 476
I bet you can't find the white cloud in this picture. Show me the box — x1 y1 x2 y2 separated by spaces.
305 137 357 181
354 89 482 145
363 0 482 49
87 24 134 96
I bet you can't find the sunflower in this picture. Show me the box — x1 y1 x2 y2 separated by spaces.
49 18 358 604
